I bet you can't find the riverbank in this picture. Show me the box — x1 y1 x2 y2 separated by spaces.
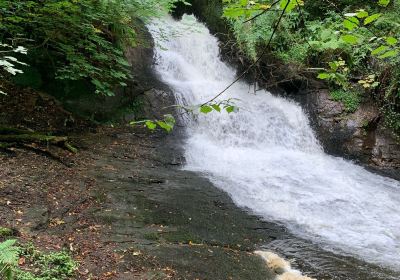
3 121 399 279
0 120 275 279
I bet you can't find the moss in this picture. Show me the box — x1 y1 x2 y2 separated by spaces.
163 231 202 244
143 232 160 241
0 227 13 237
330 89 360 113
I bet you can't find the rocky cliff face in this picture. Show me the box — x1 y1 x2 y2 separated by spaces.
304 87 400 177
172 0 400 176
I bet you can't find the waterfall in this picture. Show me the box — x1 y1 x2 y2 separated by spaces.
149 15 400 271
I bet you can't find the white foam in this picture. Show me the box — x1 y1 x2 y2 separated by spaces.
255 250 316 280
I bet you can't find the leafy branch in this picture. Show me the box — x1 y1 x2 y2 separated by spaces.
0 43 28 95
130 99 240 132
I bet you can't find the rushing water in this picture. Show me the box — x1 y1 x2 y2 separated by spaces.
149 15 400 276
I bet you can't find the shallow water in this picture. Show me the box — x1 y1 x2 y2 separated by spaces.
149 15 400 278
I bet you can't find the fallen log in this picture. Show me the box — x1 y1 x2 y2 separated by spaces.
0 126 35 135
0 127 77 153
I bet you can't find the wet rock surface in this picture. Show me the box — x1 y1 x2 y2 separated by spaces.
85 125 400 280
87 127 276 279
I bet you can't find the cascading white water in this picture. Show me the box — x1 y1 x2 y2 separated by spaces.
149 15 400 271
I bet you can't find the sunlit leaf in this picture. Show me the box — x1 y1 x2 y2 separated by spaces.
343 17 358 30
317 73 330 79
378 50 399 59
371 45 389 55
280 0 297 13
356 10 368 18
200 105 213 114
225 105 236 113
145 121 157 130
364 13 381 25
211 104 221 112
378 0 390 7
341 34 359 44
386 37 398 46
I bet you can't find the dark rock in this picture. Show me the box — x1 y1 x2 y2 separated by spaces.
304 87 400 173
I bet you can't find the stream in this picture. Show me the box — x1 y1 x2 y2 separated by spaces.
149 15 400 279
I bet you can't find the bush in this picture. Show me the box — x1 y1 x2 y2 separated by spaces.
0 240 78 280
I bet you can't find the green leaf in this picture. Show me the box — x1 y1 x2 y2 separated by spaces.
200 105 213 114
372 45 389 55
343 17 359 30
386 37 398 46
280 0 297 13
317 73 330 79
356 10 368 18
378 0 390 7
378 50 399 59
328 61 339 71
156 121 172 132
163 114 176 126
145 121 157 130
211 104 221 112
364 13 381 25
225 106 235 113
341 34 359 45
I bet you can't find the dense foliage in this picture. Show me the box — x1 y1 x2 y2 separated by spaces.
0 240 19 279
0 0 181 96
0 239 77 280
222 0 400 134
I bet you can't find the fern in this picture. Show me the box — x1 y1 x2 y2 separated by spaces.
0 240 19 280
